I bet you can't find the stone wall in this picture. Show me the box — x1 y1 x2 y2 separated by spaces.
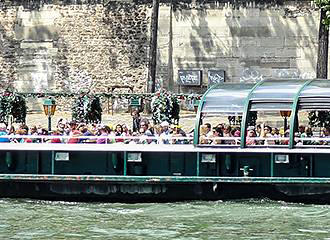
0 1 150 94
157 0 320 93
0 0 323 110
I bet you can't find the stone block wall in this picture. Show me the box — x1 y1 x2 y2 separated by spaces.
157 0 320 93
0 1 151 111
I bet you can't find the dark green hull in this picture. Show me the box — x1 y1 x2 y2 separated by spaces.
1 144 330 203
1 179 330 204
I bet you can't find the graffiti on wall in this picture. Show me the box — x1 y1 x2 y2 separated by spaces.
272 69 316 79
240 68 264 83
240 68 316 83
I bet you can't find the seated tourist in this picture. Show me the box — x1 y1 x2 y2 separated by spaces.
246 126 257 146
160 121 171 144
261 125 274 145
301 126 313 145
68 130 82 144
199 125 210 144
0 123 9 143
233 129 241 145
171 125 186 144
223 125 235 145
50 130 62 143
14 129 32 143
96 126 108 144
320 127 330 145
211 127 223 145
139 127 153 144
128 132 140 144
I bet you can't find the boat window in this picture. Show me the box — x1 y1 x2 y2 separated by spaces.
198 113 241 146
294 109 330 147
245 110 290 147
294 79 330 147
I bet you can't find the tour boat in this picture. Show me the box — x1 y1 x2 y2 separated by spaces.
1 78 330 203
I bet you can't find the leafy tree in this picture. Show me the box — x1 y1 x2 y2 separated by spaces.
308 110 330 128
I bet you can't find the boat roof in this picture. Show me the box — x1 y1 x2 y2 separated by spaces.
200 78 330 114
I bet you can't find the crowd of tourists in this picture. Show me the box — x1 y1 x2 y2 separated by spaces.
0 109 328 146
199 122 326 146
0 111 192 144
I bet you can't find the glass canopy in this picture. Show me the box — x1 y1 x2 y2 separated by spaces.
299 80 330 110
199 79 326 114
201 83 254 115
195 78 330 147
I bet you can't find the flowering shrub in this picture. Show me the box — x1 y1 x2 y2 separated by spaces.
0 91 26 124
72 94 102 123
151 89 180 124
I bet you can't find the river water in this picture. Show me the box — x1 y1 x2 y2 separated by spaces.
0 199 330 239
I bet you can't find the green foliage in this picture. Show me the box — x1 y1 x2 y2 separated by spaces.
151 89 180 125
308 110 330 127
72 94 102 123
315 0 330 26
17 92 202 101
228 116 242 125
247 111 258 127
0 91 27 124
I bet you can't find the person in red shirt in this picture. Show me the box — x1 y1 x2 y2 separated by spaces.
50 130 62 143
68 130 81 144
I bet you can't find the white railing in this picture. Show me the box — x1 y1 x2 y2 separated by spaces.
0 134 194 145
1 135 329 147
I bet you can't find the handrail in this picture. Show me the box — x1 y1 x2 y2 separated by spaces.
193 83 223 145
3 134 330 147
288 79 314 149
240 79 265 148
0 134 194 144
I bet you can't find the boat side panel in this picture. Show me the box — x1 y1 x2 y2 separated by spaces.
1 149 330 179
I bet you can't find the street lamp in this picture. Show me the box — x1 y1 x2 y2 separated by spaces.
43 98 56 132
280 110 291 131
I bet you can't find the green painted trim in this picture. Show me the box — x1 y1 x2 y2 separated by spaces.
193 84 222 145
270 153 274 177
309 155 314 177
1 174 330 184
240 80 265 148
196 152 200 176
51 151 55 175
289 79 314 149
124 151 127 176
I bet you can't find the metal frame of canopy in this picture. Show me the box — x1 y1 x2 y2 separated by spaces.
193 78 330 149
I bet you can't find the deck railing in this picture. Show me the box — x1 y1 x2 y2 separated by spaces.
1 135 330 147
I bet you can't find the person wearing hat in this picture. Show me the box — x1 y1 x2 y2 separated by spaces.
246 127 257 145
160 121 171 144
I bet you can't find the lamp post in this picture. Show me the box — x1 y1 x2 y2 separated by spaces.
280 110 291 131
43 98 56 132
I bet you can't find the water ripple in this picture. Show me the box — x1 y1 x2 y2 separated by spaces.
0 199 330 239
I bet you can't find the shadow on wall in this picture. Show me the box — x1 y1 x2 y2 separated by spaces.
0 13 18 90
103 2 150 89
170 0 318 85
